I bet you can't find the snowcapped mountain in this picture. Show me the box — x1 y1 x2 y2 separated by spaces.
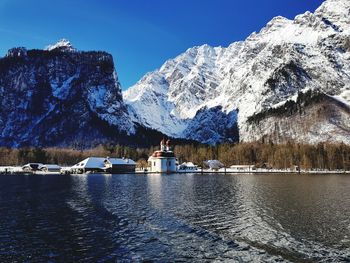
124 0 350 144
0 40 136 147
1 0 349 147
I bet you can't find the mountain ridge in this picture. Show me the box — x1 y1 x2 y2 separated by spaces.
1 0 349 147
124 0 350 145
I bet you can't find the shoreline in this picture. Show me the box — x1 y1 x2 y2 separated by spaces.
0 166 349 176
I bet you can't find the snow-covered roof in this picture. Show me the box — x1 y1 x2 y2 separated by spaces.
71 157 106 169
180 162 197 167
105 158 136 165
22 163 44 168
72 157 136 169
42 164 61 169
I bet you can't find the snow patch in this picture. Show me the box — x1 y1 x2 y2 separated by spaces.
46 39 76 52
88 85 108 110
51 72 80 99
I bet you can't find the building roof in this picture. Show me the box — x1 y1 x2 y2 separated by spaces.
42 164 61 169
22 163 44 169
71 157 106 169
151 150 175 158
72 157 136 169
180 162 197 167
105 158 136 165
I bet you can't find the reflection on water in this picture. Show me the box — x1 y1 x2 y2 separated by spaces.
147 173 164 209
0 173 349 262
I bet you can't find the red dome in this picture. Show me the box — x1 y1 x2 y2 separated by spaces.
152 151 175 158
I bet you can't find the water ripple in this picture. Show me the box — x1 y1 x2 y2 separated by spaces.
0 173 349 262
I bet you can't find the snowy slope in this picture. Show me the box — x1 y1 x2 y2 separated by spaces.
124 0 350 144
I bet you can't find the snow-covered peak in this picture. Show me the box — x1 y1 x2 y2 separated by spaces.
314 0 350 33
124 0 350 144
264 16 291 30
45 39 76 52
316 0 350 17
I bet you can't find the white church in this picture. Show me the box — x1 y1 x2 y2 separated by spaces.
148 139 177 173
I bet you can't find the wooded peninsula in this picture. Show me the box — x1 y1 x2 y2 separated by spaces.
1 142 349 171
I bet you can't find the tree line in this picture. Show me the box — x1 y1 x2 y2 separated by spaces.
0 141 349 170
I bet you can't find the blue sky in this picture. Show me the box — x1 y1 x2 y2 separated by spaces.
0 0 324 89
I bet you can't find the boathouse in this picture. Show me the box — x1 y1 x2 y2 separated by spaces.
104 157 136 173
71 157 105 174
148 139 177 173
71 157 136 174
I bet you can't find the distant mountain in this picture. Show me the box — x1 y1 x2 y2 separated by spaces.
0 40 138 147
1 0 349 148
124 0 350 144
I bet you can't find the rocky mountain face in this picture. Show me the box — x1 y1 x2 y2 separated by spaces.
246 90 350 144
0 40 136 147
124 0 350 145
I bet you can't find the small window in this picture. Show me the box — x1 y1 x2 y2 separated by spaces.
154 162 156 166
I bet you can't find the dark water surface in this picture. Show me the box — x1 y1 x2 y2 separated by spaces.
0 173 349 262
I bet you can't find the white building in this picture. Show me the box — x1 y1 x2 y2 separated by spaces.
148 139 177 173
104 157 136 173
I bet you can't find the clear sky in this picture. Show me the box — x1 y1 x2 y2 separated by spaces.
0 0 324 89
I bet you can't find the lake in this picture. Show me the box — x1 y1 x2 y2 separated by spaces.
0 173 349 262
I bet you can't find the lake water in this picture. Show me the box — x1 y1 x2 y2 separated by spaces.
0 173 349 262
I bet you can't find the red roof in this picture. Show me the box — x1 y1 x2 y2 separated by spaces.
152 151 175 158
